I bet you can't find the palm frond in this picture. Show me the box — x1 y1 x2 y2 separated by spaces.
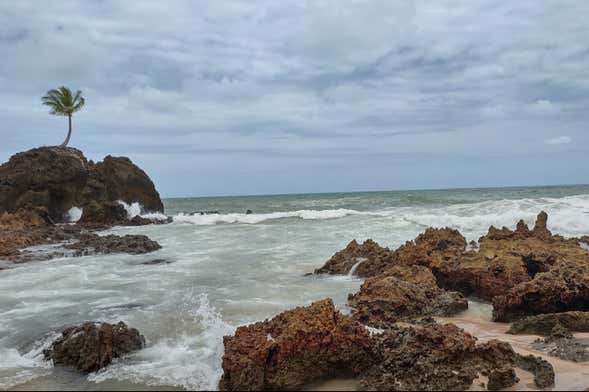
41 86 85 116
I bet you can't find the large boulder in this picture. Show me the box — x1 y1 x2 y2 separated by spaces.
44 321 145 373
83 156 163 213
65 233 162 255
0 147 89 221
219 298 372 391
314 239 395 277
347 265 467 328
0 147 163 223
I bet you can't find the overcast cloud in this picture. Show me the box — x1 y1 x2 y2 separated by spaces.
0 0 588 197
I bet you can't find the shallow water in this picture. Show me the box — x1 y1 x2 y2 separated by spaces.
1 185 589 390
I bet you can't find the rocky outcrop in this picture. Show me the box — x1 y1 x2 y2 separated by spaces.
314 239 395 277
359 322 553 391
44 321 145 373
65 234 161 256
347 265 467 328
486 366 519 390
315 211 589 322
83 155 163 213
514 353 555 388
0 147 163 223
218 298 372 391
492 264 589 322
507 311 589 335
530 324 589 362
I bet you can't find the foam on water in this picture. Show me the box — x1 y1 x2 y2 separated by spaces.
67 207 83 223
88 292 234 390
117 201 169 221
0 332 59 390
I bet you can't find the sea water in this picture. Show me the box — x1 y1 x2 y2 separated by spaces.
1 184 589 390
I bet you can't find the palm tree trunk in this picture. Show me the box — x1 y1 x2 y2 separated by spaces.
60 114 72 147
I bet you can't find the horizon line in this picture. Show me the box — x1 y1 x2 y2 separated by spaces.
161 182 589 200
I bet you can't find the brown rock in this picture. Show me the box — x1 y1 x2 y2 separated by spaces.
487 367 519 390
65 233 161 256
314 239 395 277
219 298 372 391
44 321 145 373
507 311 589 335
348 265 467 328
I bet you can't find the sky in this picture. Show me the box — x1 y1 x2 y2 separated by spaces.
0 0 588 197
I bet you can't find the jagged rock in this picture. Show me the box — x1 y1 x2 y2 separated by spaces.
314 239 394 277
43 321 145 373
65 234 161 256
218 298 372 391
347 265 467 328
507 311 589 335
515 354 555 388
78 200 127 225
487 367 519 390
0 147 163 223
492 264 589 322
83 156 163 213
529 323 589 363
359 323 539 391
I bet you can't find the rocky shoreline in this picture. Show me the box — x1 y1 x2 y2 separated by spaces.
2 147 588 390
0 146 169 268
218 211 589 390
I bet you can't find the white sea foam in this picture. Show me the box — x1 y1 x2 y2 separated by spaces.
66 207 83 223
88 292 234 390
173 208 388 225
117 201 169 221
0 332 58 390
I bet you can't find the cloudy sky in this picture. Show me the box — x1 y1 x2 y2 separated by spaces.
1 1 588 197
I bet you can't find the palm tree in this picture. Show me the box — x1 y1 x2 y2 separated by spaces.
42 86 85 147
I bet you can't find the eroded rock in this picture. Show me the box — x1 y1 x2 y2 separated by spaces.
347 265 467 328
507 311 589 335
219 298 372 391
487 366 519 390
44 321 145 373
65 234 161 256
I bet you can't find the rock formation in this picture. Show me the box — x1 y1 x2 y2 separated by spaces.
316 211 589 322
347 265 467 328
0 146 163 223
507 311 589 335
44 321 145 373
219 298 372 391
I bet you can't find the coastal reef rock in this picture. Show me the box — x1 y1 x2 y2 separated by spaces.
316 211 589 322
360 323 553 390
44 321 145 373
508 311 589 335
348 265 467 328
65 233 162 256
218 298 372 391
487 367 519 390
530 323 589 362
0 146 163 222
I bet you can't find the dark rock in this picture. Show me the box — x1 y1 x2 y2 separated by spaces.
219 298 372 391
65 234 161 255
0 147 89 221
43 321 145 373
83 155 163 213
246 209 253 215
487 367 519 390
141 258 174 265
78 200 127 226
507 311 589 335
515 354 555 388
0 147 163 223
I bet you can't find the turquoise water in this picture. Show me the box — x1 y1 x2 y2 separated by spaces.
1 184 589 390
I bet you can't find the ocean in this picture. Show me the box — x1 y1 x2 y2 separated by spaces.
1 184 589 390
